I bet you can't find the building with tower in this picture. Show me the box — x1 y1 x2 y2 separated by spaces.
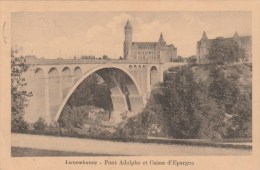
123 20 177 63
196 31 252 64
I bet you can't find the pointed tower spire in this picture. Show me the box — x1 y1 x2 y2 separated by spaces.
201 31 208 40
233 31 239 38
125 19 132 29
159 32 165 43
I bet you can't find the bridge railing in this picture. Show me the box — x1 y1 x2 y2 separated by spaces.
24 57 186 65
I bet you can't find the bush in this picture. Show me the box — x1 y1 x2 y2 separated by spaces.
88 126 102 136
58 105 89 129
187 56 197 66
33 117 47 130
11 117 29 133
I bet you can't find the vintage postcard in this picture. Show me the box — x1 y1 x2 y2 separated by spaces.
0 1 260 170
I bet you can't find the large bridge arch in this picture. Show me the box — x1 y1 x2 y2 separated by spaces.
54 65 143 121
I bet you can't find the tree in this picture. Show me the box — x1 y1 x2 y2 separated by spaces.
102 55 109 59
58 105 89 129
119 110 157 137
186 55 197 66
178 56 184 62
160 67 202 138
33 117 48 130
172 55 184 62
207 38 246 64
11 47 32 132
136 66 202 139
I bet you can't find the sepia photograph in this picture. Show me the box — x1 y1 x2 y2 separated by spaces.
10 11 253 157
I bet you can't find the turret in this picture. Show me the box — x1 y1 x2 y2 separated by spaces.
158 32 165 44
125 19 132 30
124 20 132 59
197 31 208 64
233 31 239 41
201 31 208 41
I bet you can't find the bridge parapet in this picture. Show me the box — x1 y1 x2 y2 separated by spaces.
24 57 182 65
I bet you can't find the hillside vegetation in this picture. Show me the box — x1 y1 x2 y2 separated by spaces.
55 63 252 140
119 63 252 139
118 38 252 140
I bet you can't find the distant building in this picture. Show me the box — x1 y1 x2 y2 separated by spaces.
196 31 252 64
81 55 96 59
123 20 177 63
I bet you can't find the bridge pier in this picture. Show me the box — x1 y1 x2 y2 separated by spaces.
128 95 143 112
44 76 51 123
110 94 128 123
110 94 128 112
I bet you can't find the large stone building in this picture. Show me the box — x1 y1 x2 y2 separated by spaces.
124 20 177 63
196 31 252 64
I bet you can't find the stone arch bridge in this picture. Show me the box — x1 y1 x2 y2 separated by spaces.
22 58 184 123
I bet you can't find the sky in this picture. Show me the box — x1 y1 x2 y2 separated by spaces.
12 11 251 59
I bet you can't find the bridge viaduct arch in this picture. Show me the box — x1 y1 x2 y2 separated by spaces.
54 65 143 122
23 59 185 124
